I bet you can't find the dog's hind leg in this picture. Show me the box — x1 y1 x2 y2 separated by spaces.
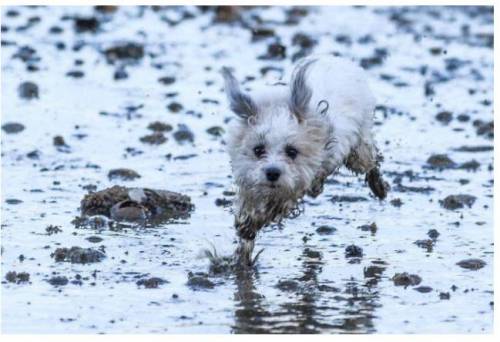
345 134 389 200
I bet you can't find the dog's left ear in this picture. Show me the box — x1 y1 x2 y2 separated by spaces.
221 67 257 120
289 59 315 122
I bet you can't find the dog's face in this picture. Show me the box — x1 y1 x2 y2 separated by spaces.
222 60 328 201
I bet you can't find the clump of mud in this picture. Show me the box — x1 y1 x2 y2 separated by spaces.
51 246 105 264
392 272 422 287
456 258 486 270
5 271 30 284
440 194 477 210
79 186 193 222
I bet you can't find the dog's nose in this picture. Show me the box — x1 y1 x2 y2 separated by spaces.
265 167 281 182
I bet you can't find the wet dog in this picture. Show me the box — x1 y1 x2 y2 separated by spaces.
222 55 389 266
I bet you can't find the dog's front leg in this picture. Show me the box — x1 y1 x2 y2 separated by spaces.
234 215 258 267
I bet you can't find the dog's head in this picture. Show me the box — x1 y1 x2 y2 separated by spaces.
222 61 329 201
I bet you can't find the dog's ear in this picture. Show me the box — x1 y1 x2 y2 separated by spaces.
221 67 257 120
289 59 315 121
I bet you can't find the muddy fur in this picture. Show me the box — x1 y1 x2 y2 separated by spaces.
223 54 389 266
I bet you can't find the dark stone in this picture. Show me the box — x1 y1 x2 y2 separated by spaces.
51 247 105 264
259 42 286 60
140 132 167 145
276 279 300 292
2 122 25 134
345 245 363 258
104 42 144 64
5 199 23 205
66 70 84 78
173 124 194 144
86 236 103 243
453 145 493 153
435 111 453 124
148 121 173 132
167 102 183 113
330 195 368 203
187 272 215 290
439 292 450 300
392 272 422 287
457 258 486 270
158 76 176 85
18 81 39 99
5 271 30 284
440 194 476 210
108 168 141 181
215 198 232 207
426 154 456 170
74 16 100 33
315 225 336 235
137 277 168 288
48 276 69 286
427 229 440 239
414 286 433 293
206 126 225 137
251 27 275 42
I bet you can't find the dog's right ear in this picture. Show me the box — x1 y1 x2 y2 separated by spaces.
221 67 257 120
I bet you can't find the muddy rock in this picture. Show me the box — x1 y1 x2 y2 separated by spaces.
439 292 451 300
140 132 167 145
52 247 105 264
2 122 25 134
345 245 363 258
426 154 456 170
435 111 453 124
414 239 434 251
5 271 30 284
259 42 286 60
390 198 403 207
48 276 69 286
457 258 486 270
80 186 193 220
315 225 336 235
215 198 232 207
458 159 480 171
364 265 385 278
158 76 176 85
330 195 368 203
148 121 173 132
427 229 440 239
137 277 168 288
104 42 144 64
108 168 141 181
440 194 476 210
414 286 433 293
392 272 422 287
357 222 377 233
110 200 148 221
251 27 275 41
206 126 225 137
173 124 194 144
473 119 493 139
187 272 215 290
74 16 100 33
18 81 39 99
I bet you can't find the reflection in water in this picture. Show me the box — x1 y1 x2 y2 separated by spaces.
231 246 384 334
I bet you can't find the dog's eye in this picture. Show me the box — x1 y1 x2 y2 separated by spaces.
285 146 299 160
253 144 265 158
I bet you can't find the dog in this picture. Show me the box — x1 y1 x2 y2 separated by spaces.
222 54 389 266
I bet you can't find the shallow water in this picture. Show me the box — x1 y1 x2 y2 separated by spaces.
1 6 494 333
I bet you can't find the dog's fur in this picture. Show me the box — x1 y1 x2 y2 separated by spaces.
222 55 389 266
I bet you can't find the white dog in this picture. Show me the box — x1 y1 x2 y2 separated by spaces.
222 55 389 266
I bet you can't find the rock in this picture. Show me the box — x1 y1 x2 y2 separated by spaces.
187 272 215 290
456 258 486 270
276 279 300 292
158 76 176 85
114 67 128 80
304 248 321 259
390 198 403 207
360 48 387 69
80 185 193 221
48 276 69 286
5 271 30 284
251 27 275 41
173 124 194 144
440 194 476 210
414 286 433 293
473 120 493 139
137 277 168 288
53 135 67 147
104 42 144 64
414 239 434 251
315 225 336 235
74 16 99 33
108 168 141 181
330 195 368 203
206 126 225 137
215 198 232 207
426 154 456 170
18 81 39 99
45 225 62 235
392 272 422 287
94 5 118 14
140 132 167 145
427 229 440 239
363 265 385 278
167 102 183 113
86 236 103 243
357 222 377 233
5 199 23 205
259 42 286 60
458 160 480 171
435 111 453 124
439 292 450 300
51 247 105 264
66 70 84 78
453 145 493 153
345 245 363 258
148 121 173 132
2 122 25 134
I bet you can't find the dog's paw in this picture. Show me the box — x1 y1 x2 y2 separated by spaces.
366 167 390 200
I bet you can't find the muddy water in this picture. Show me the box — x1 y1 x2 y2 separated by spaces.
1 6 493 333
